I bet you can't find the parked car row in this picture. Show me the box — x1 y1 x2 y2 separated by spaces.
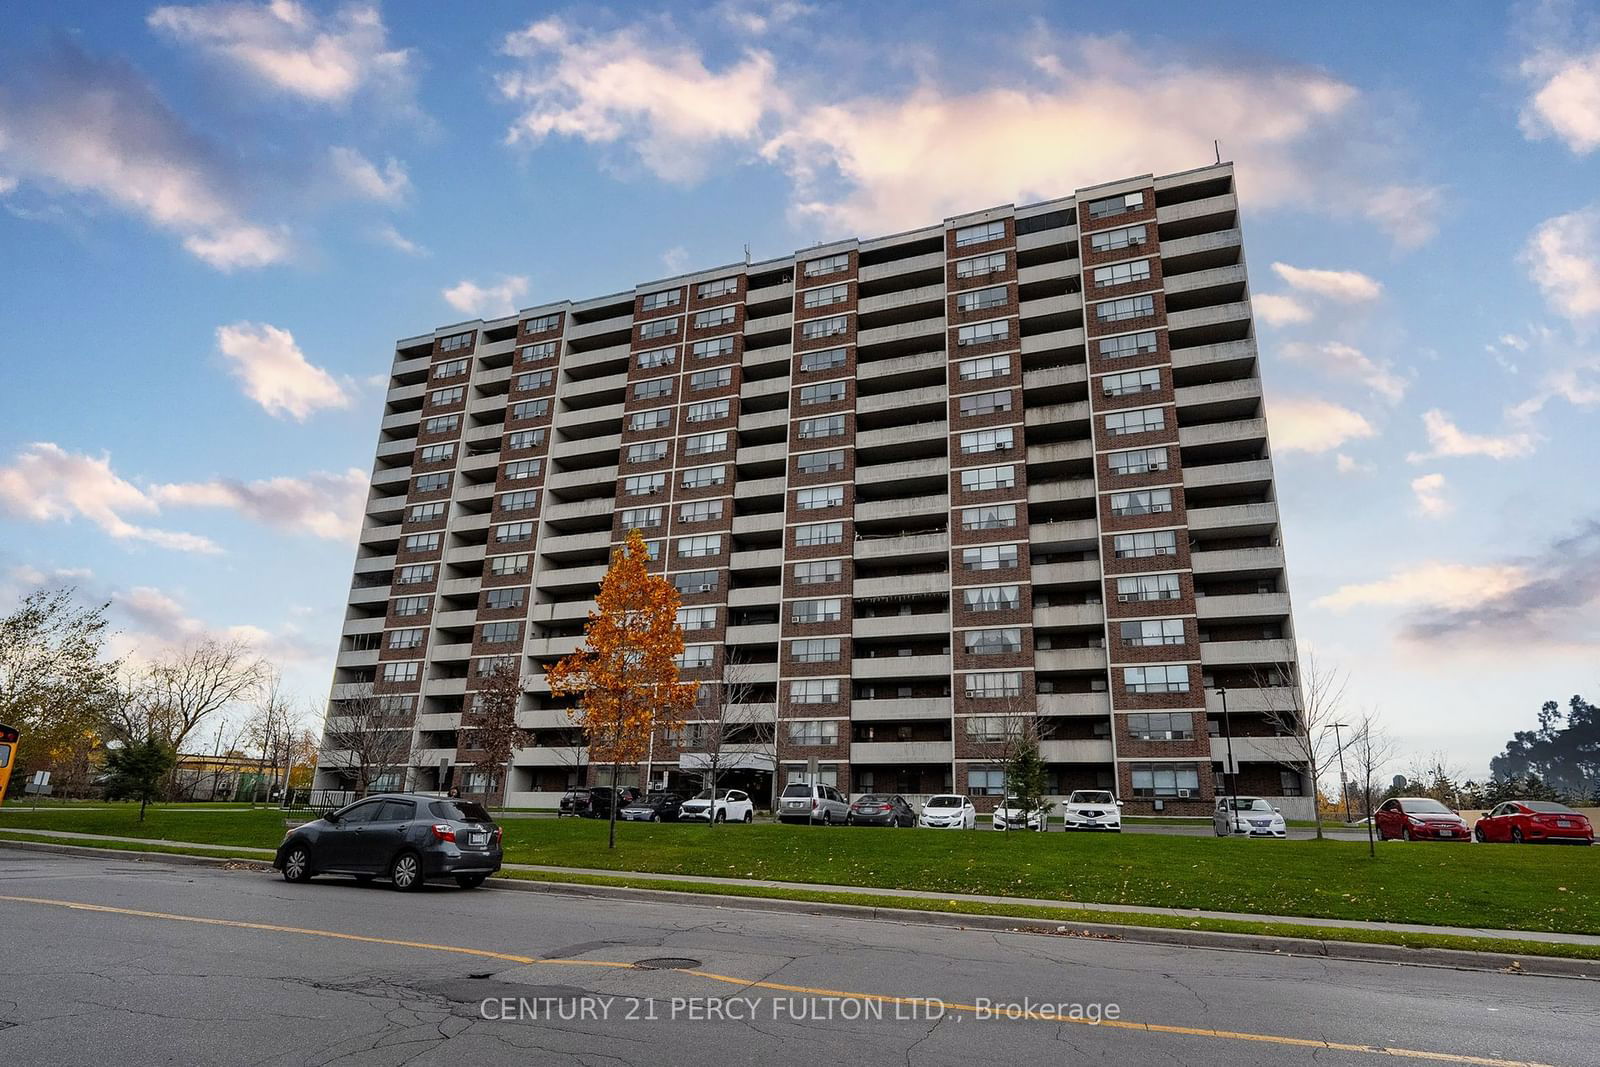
1373 797 1594 844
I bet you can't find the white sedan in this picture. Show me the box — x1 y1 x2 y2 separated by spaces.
679 788 754 823
991 796 1050 831
918 795 977 829
1214 796 1287 838
1061 790 1122 832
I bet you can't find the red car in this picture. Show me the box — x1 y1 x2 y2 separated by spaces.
1474 801 1594 845
1374 797 1470 841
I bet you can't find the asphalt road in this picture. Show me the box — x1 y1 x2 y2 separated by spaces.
0 850 1591 1067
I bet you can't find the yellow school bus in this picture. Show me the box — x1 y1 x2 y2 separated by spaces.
0 723 18 805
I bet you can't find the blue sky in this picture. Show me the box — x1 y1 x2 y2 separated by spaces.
1 1 1597 778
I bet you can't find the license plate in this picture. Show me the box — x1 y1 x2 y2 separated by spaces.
468 832 487 846
1558 820 1572 827
1438 830 1453 837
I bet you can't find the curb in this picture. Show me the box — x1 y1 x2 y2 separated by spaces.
7 838 1590 981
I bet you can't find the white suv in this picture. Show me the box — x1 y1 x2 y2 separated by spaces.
1061 790 1122 832
777 782 851 825
679 788 754 823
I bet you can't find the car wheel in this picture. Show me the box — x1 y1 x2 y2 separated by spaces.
651 812 660 822
281 844 312 884
1402 827 1413 842
715 810 726 823
455 874 487 889
1473 825 1486 843
389 850 425 892
743 810 753 823
1512 827 1524 844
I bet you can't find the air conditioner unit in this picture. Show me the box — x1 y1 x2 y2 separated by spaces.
1116 593 1133 602
1177 788 1192 799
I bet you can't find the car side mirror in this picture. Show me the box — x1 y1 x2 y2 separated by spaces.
1274 807 1282 814
325 811 340 823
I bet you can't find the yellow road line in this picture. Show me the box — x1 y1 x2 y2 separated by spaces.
0 893 1555 1067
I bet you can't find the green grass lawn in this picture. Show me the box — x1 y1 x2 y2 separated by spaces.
3 804 1594 935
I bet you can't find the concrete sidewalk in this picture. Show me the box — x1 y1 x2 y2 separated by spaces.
4 825 1596 948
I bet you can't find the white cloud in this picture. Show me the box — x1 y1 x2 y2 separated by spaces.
1252 293 1314 326
110 584 320 664
717 0 813 36
1270 262 1383 302
1358 184 1443 250
1519 27 1600 155
151 468 367 541
328 146 410 203
1315 562 1530 612
1281 341 1407 403
443 276 530 318
1407 409 1537 462
661 245 690 273
215 322 351 420
372 223 425 256
1335 453 1372 475
0 41 288 270
0 175 17 195
148 0 414 108
1522 206 1600 321
0 443 220 553
1410 472 1452 518
1266 397 1377 454
1508 354 1600 420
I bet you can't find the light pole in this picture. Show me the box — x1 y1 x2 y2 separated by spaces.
1325 722 1351 822
1217 686 1237 802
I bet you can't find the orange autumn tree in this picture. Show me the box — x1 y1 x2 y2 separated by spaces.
545 529 699 848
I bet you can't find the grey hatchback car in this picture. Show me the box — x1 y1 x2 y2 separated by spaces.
274 794 503 891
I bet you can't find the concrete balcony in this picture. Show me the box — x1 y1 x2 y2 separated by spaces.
856 420 945 451
1037 692 1112 717
542 496 615 525
725 622 780 645
856 456 946 487
851 654 951 680
1024 400 1090 429
730 546 785 570
858 250 944 285
455 481 495 503
856 316 943 350
1039 739 1114 763
358 522 401 545
732 510 783 535
854 612 950 639
545 464 619 494
380 409 421 432
1033 647 1108 672
366 492 407 517
1020 292 1081 319
1020 327 1084 356
747 280 793 305
375 437 415 458
1186 501 1280 536
342 616 385 635
543 563 608 588
556 401 624 434
347 585 389 606
1211 735 1303 765
565 312 633 341
514 746 587 767
1175 377 1262 411
1028 518 1099 552
1189 545 1285 576
1170 337 1257 374
429 642 472 662
850 696 952 720
1026 477 1095 506
424 677 468 696
740 375 788 403
1195 592 1291 622
744 312 792 335
414 747 454 767
1165 262 1247 296
1026 439 1093 465
354 554 397 574
1017 258 1079 286
855 495 949 525
1166 301 1251 332
734 476 786 500
416 712 462 732
518 708 581 731
1182 458 1274 492
851 740 953 763
1199 638 1297 667
371 464 410 489
856 349 946 383
460 451 500 473
1205 686 1297 715
743 344 791 373
444 544 486 565
562 341 630 375
453 513 490 534
1161 227 1243 266
1177 418 1268 450
854 572 948 599
432 609 477 629
727 584 781 608
735 441 788 466
438 577 480 598
1016 222 1077 252
1033 602 1104 628
858 383 946 416
561 369 628 404
1031 560 1101 586
391 353 430 378
738 408 786 433
528 599 596 625
528 635 584 658
388 382 427 404
1022 363 1088 391
550 432 621 464
858 281 945 317
335 649 379 669
463 424 503 446
1156 192 1237 226
856 530 948 561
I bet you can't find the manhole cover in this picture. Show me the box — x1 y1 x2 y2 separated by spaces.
633 957 701 970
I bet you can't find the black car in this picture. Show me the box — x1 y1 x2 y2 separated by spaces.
558 788 587 817
273 794 502 891
578 785 641 819
620 792 687 822
846 794 916 827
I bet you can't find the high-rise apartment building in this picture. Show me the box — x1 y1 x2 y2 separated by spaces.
318 162 1312 819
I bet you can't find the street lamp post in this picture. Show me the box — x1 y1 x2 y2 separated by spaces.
1217 686 1237 802
1325 722 1351 822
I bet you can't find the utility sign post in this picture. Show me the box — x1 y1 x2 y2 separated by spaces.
26 769 52 811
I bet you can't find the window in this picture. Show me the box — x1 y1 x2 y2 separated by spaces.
959 389 1012 417
956 285 1008 313
1116 573 1182 602
498 459 540 482
1113 530 1178 558
423 414 460 434
800 347 846 372
626 441 668 464
686 399 730 422
677 534 722 557
965 716 1025 742
1087 190 1144 219
677 499 723 523
403 532 440 552
800 314 850 342
629 407 671 432
960 464 1015 492
486 587 525 611
1110 488 1174 517
794 559 841 585
692 336 734 360
429 385 463 406
1096 295 1156 323
1130 762 1200 798
959 428 1013 455
957 320 1009 347
955 252 1007 279
677 643 715 669
481 621 521 644
382 661 420 683
679 464 726 490
524 314 560 333
634 377 673 400
1099 331 1159 359
698 277 737 299
387 628 423 650
415 472 449 493
966 766 1005 796
683 431 729 456
507 429 545 450
798 414 844 439
517 369 554 391
791 638 841 663
1108 448 1169 475
624 473 666 496
689 367 732 391
797 449 845 474
962 544 1019 570
1124 664 1190 693
396 564 434 585
965 671 1022 699
638 317 678 340
787 720 839 744
961 503 1017 530
673 570 719 594
795 521 844 546
519 340 557 362
1093 259 1152 288
640 289 680 311
475 656 516 677
499 489 538 513
954 220 1006 247
1104 407 1165 436
963 585 1021 612
799 381 845 406
805 252 849 276
677 606 716 631
796 485 844 510
488 554 529 576
789 679 840 704
494 521 534 543
957 354 1010 381
1121 619 1186 646
620 506 662 529
433 358 467 379
511 399 549 421
392 596 429 616
438 331 473 352
791 598 842 623
408 502 445 522
637 346 674 369
418 443 455 464
964 627 1022 655
1102 368 1162 396
1089 224 1147 252
694 306 735 329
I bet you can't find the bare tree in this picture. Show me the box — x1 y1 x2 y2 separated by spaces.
963 684 1042 830
131 638 267 754
1348 711 1398 858
243 670 299 802
319 688 416 798
693 654 771 828
464 660 525 806
1252 652 1349 839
